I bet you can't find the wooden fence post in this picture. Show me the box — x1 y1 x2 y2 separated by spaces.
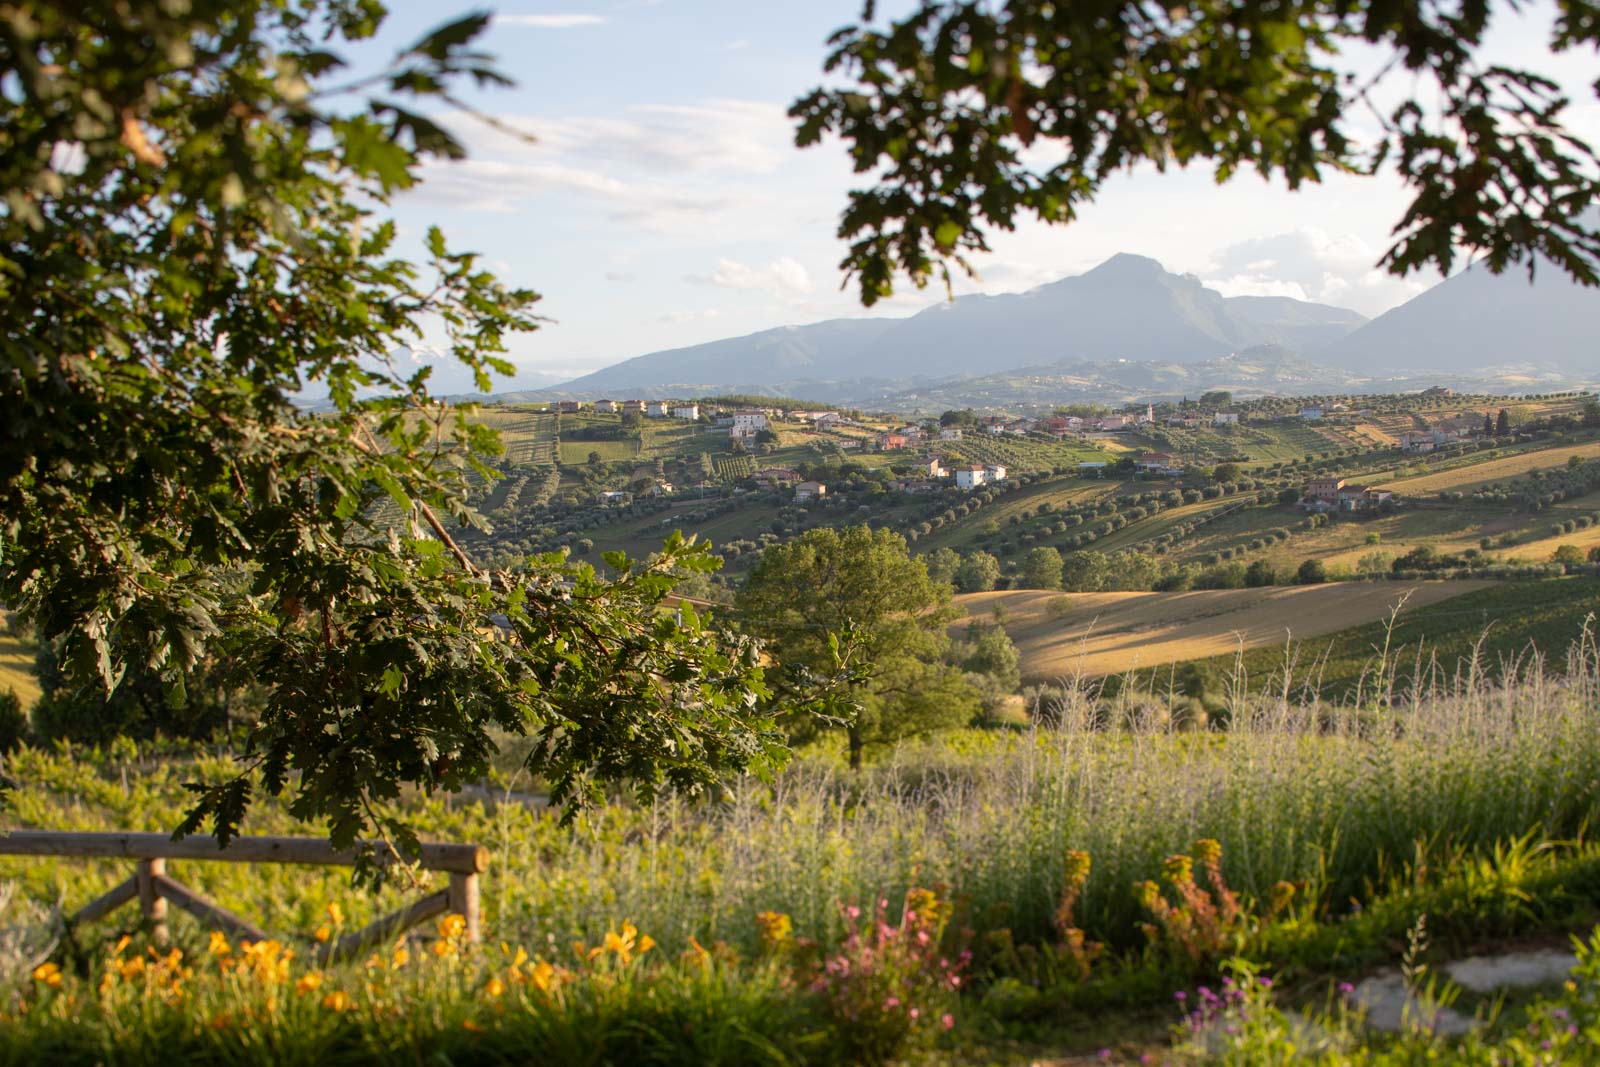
447 872 481 944
136 857 168 945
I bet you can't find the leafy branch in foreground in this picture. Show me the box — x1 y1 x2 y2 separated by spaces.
793 0 1600 305
0 1 788 868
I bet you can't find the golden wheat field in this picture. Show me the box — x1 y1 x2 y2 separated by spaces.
0 620 37 706
1376 440 1600 495
954 582 1488 680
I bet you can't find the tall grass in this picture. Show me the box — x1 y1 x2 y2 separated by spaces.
4 629 1597 962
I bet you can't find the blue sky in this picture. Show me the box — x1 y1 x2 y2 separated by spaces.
366 1 1600 389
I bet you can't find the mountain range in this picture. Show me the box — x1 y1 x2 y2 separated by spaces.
530 252 1598 406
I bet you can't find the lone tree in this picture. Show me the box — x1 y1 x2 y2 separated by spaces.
0 2 784 868
737 526 974 768
794 1 1600 305
1022 545 1064 590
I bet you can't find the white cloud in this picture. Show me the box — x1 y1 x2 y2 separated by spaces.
495 14 607 28
1202 228 1436 316
493 100 792 176
689 257 814 300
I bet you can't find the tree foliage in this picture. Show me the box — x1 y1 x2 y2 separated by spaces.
0 2 785 867
737 526 973 768
794 0 1600 305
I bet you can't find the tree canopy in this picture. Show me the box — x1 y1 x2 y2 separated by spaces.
0 1 785 869
793 0 1600 305
737 526 973 767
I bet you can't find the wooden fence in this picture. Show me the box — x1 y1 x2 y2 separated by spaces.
0 831 487 962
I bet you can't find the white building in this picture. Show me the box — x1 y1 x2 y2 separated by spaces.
594 400 619 413
955 466 987 489
939 427 963 441
795 480 827 502
955 464 1007 490
645 400 670 417
673 403 700 420
730 410 769 437
1213 412 1239 426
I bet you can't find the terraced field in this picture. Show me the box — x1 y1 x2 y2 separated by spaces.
955 581 1486 680
477 408 557 466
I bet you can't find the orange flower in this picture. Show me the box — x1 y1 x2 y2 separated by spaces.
438 914 467 940
483 977 505 999
529 960 556 993
326 902 345 926
295 971 324 996
314 925 332 944
462 1019 484 1033
31 962 62 988
321 990 351 1012
208 932 231 957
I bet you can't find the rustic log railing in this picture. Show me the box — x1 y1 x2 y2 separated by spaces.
0 831 487 962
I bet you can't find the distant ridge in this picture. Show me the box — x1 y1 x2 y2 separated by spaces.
1320 258 1600 376
546 254 1368 397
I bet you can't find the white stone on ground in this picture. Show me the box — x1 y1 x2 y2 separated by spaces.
1351 972 1480 1036
1444 949 1579 994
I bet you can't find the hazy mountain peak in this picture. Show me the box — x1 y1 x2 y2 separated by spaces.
1080 252 1171 280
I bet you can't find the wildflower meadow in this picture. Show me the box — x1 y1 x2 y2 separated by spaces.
3 633 1600 1062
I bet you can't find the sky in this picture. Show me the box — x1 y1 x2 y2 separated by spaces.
363 1 1600 388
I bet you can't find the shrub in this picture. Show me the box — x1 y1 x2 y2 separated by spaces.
0 689 27 753
1296 559 1327 585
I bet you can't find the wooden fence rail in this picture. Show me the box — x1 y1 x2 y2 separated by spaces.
0 831 487 962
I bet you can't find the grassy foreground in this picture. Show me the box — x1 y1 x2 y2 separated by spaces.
3 636 1600 1063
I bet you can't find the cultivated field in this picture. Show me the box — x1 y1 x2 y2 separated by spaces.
0 633 36 707
1376 439 1600 494
955 581 1487 680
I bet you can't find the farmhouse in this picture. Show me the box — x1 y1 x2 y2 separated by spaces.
1137 452 1182 474
954 466 987 489
752 467 800 487
593 400 619 413
938 427 963 441
556 400 585 413
877 432 909 450
1304 476 1346 508
794 480 827 502
672 403 700 420
1337 485 1397 511
914 456 948 478
955 464 1008 490
1398 430 1437 453
1097 415 1130 431
621 400 646 415
645 400 670 417
596 490 631 505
